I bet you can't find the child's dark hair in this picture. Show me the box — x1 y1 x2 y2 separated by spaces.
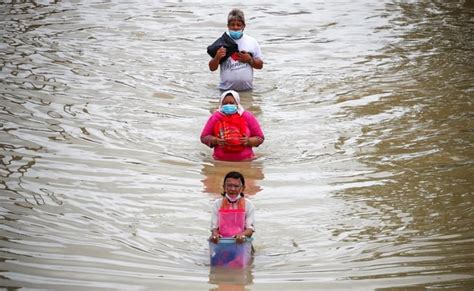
222 171 245 197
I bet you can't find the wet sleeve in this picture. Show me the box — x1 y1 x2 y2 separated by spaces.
245 199 255 231
200 114 217 146
252 39 263 60
244 112 264 139
210 199 220 231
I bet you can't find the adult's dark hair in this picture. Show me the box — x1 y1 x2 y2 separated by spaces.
228 9 245 25
222 171 245 196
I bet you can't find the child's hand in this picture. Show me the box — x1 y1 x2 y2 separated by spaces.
210 233 221 243
234 234 246 244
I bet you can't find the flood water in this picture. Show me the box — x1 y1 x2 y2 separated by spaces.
1 0 473 290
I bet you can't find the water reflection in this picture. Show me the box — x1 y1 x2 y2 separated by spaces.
200 160 264 196
235 91 263 118
209 267 254 291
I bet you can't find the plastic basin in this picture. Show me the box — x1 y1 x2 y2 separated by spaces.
209 238 253 268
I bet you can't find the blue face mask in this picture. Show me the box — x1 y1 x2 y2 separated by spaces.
229 30 243 40
221 104 238 115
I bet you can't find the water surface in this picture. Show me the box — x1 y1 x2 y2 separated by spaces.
1 0 473 290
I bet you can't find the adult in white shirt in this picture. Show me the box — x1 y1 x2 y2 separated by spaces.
208 9 264 91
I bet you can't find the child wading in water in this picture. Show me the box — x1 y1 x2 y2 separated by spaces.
210 171 255 244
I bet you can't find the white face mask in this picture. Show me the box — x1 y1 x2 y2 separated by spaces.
225 193 240 203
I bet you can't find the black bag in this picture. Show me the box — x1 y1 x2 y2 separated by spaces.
207 33 239 64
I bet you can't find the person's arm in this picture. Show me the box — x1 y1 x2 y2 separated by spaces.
201 135 218 148
210 200 222 243
210 228 221 243
234 200 255 243
242 112 264 147
237 51 263 70
234 228 254 243
200 116 214 147
201 114 218 147
249 57 263 70
248 135 264 147
209 58 220 71
250 40 264 69
209 46 226 71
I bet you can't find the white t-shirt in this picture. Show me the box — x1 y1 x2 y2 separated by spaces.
210 197 255 232
218 34 263 91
